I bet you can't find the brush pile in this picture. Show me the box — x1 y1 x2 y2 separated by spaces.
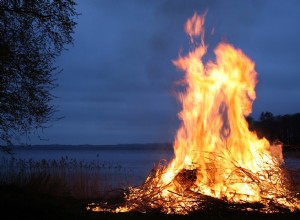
88 156 300 214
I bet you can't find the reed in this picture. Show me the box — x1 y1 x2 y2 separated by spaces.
0 156 133 199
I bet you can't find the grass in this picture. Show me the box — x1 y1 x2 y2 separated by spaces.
0 156 133 199
0 155 132 219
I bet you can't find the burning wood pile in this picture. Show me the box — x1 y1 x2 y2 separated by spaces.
88 13 300 214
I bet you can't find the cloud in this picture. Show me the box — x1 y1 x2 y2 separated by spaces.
31 0 300 144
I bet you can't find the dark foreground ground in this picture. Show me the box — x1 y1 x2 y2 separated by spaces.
1 184 300 220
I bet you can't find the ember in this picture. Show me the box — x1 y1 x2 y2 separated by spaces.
88 12 300 214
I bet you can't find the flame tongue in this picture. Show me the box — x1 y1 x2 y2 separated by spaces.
163 12 282 203
88 13 300 214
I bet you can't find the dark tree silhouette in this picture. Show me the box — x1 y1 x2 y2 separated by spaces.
257 111 277 142
248 112 300 150
275 113 300 146
0 0 78 147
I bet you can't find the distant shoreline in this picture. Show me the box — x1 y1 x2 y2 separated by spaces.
9 143 299 151
9 143 174 151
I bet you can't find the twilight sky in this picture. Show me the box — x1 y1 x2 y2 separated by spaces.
32 0 300 145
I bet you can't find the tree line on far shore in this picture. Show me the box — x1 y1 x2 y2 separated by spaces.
246 112 300 147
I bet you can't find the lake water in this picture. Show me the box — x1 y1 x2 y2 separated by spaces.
2 144 300 186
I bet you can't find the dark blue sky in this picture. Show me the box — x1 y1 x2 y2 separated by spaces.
32 0 300 145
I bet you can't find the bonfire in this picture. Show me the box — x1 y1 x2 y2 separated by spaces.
88 13 300 214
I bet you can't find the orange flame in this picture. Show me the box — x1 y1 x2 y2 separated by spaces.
88 12 300 214
185 12 205 43
161 12 294 206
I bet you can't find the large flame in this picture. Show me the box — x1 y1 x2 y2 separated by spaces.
163 12 273 200
88 13 300 214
